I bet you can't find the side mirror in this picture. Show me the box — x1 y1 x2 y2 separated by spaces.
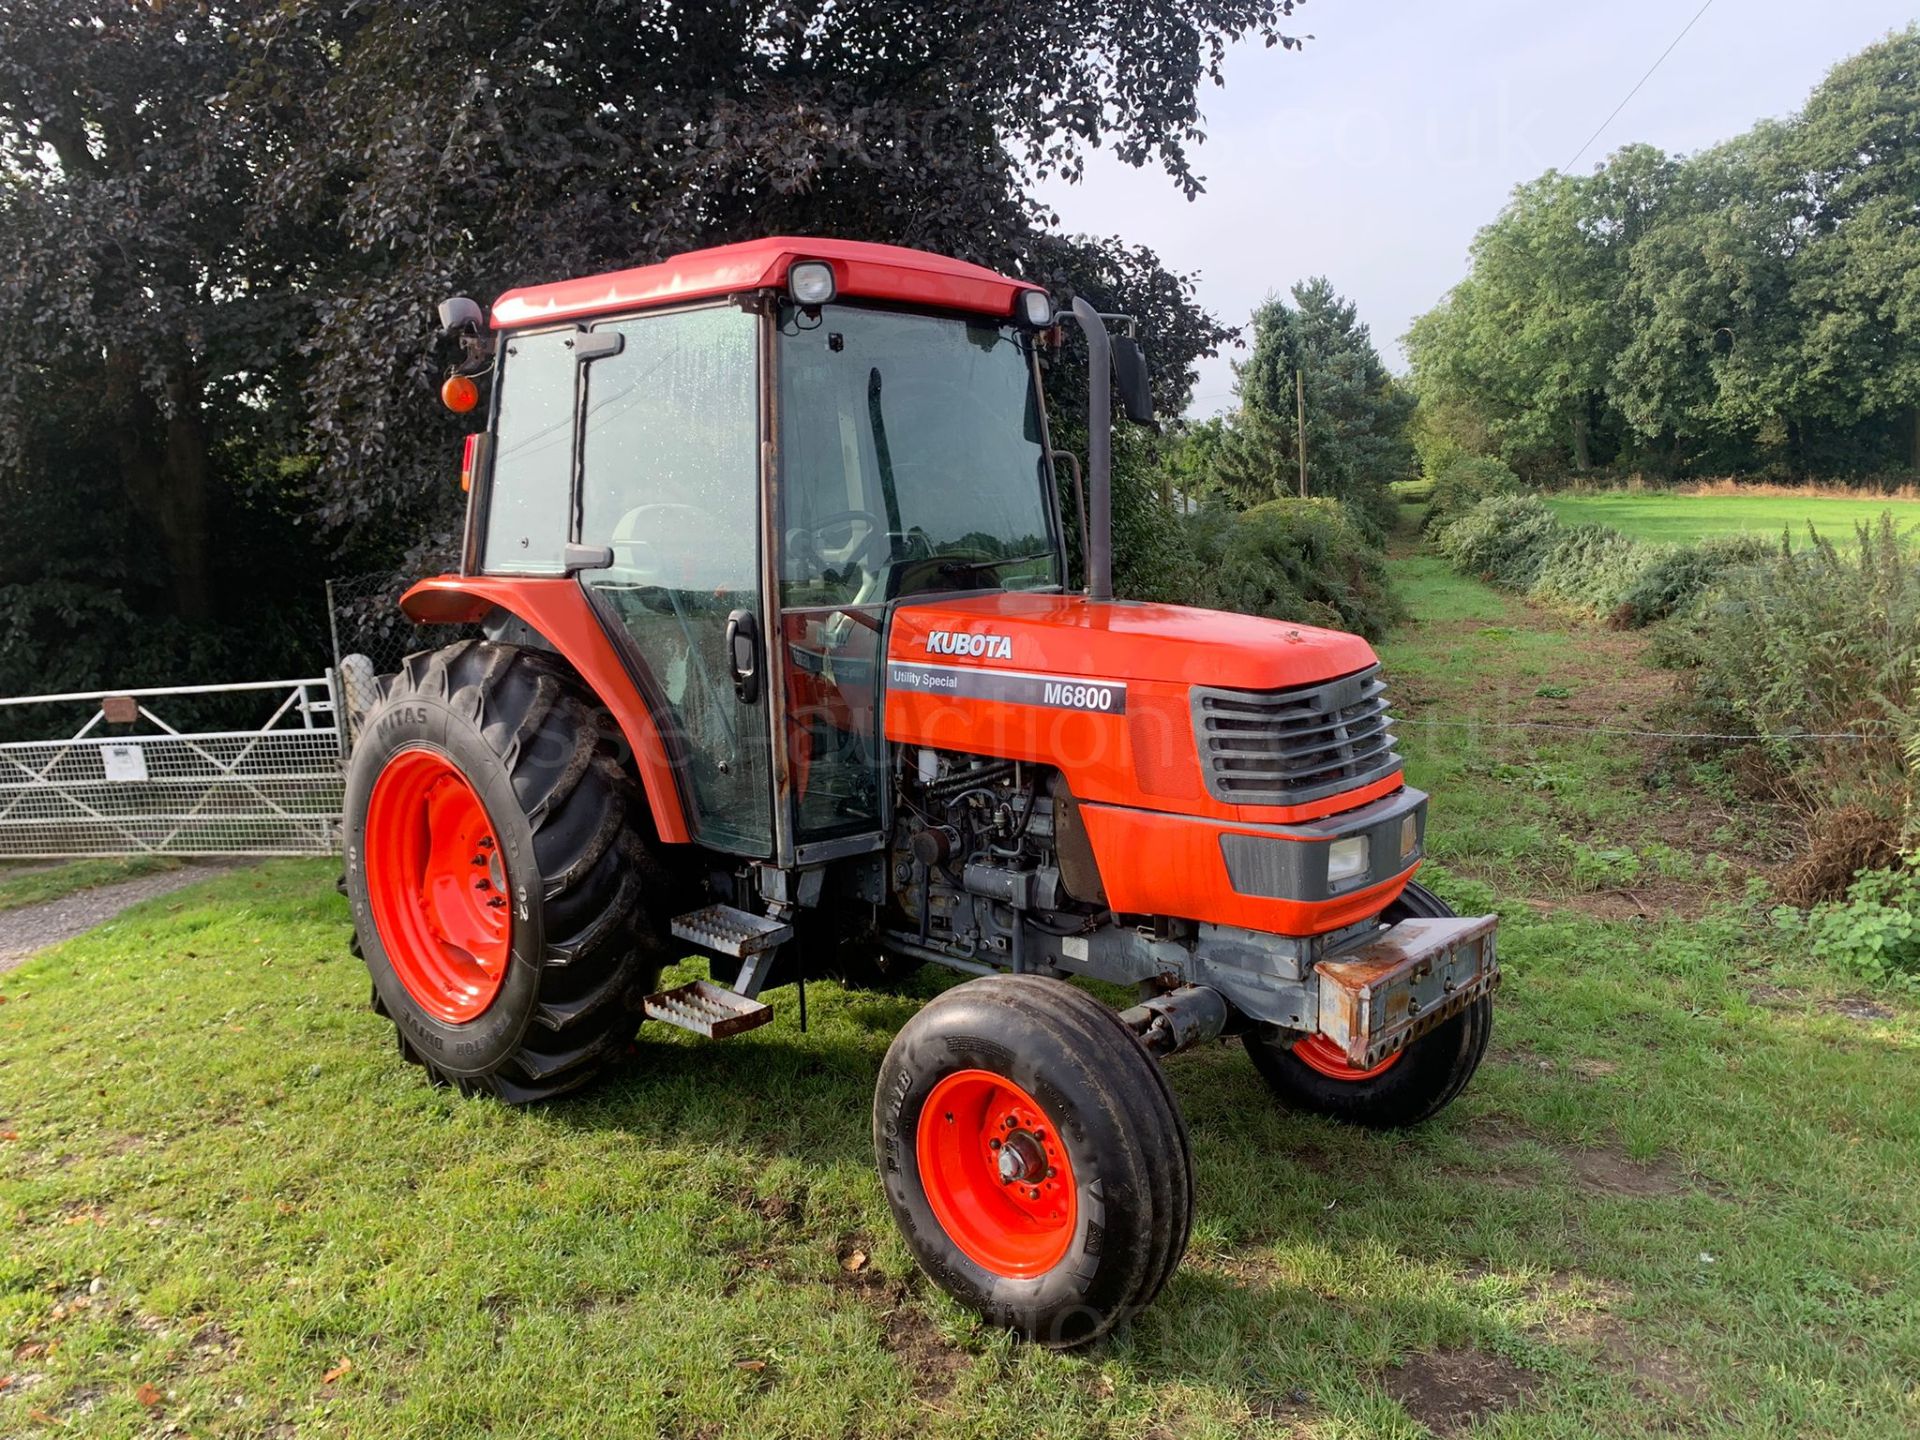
438 295 486 337
1113 337 1154 425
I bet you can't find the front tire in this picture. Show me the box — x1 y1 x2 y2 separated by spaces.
1245 880 1493 1129
873 975 1192 1347
344 640 667 1102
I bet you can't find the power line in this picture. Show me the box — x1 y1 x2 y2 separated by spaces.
1565 0 1717 171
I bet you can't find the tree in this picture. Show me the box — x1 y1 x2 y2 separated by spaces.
267 0 1304 559
0 0 1306 696
1210 278 1414 531
1783 27 1920 468
1407 26 1920 481
1406 149 1675 475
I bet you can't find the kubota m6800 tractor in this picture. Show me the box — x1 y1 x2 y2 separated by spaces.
343 236 1499 1346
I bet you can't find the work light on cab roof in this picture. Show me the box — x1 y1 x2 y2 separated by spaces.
341 233 1500 1350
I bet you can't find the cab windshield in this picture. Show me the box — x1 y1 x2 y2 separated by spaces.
775 303 1061 607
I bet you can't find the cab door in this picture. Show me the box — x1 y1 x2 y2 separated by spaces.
566 304 774 855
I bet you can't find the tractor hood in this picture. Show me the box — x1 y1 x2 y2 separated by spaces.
887 593 1378 692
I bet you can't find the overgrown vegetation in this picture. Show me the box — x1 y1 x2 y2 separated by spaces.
1657 521 1920 900
1780 868 1920 990
1406 26 1920 483
1422 454 1521 534
1185 498 1405 640
1430 489 1920 908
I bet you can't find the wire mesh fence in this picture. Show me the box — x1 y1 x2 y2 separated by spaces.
0 680 344 858
325 571 481 751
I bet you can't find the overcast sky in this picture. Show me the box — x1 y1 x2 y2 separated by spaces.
1036 0 1916 416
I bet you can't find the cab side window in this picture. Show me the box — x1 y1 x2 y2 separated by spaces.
482 328 576 574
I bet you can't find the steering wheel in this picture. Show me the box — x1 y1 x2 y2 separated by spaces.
788 506 889 575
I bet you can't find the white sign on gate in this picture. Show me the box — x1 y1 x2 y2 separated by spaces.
102 743 149 783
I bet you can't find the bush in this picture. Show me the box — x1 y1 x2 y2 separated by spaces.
1187 497 1406 641
1433 494 1563 590
1613 533 1774 627
1424 455 1521 533
1780 867 1920 989
1531 523 1661 614
1661 520 1920 892
1431 497 1778 629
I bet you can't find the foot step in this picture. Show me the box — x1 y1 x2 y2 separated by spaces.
671 903 793 959
642 979 773 1039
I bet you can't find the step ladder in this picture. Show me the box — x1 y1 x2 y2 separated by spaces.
643 904 795 1038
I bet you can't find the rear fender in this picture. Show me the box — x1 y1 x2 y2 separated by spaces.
399 575 692 844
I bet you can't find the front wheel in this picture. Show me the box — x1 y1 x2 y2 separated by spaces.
873 975 1192 1348
1245 879 1493 1129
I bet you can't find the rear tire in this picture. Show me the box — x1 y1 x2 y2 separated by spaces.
344 640 668 1102
1245 880 1493 1129
873 975 1192 1347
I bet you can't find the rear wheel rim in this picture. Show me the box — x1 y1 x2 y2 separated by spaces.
917 1069 1077 1278
365 748 512 1025
1291 1033 1402 1081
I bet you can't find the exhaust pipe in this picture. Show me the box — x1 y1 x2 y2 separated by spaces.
1070 296 1113 604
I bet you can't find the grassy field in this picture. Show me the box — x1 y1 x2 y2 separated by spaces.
1543 489 1920 545
3 558 1917 1438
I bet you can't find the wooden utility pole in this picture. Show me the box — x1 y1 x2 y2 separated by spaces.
1295 366 1308 498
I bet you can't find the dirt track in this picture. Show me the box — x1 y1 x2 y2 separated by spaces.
0 864 239 975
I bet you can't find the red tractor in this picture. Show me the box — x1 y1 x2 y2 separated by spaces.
343 237 1499 1346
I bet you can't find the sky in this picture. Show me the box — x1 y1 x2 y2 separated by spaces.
1035 0 1917 417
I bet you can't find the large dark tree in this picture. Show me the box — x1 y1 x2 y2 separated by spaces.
0 1 1304 697
271 0 1301 558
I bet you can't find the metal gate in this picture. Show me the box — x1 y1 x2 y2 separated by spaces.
0 678 345 858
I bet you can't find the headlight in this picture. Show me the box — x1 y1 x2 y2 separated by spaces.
1017 289 1054 327
1400 812 1420 860
789 260 836 306
1327 836 1370 885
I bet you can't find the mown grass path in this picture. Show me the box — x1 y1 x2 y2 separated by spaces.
2 560 1916 1438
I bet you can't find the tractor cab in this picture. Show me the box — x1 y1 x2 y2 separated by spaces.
444 239 1107 864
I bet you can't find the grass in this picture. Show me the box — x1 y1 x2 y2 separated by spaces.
1543 488 1920 546
0 858 182 914
3 561 1918 1437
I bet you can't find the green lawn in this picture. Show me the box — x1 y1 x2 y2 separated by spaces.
1543 489 1920 546
2 560 1917 1438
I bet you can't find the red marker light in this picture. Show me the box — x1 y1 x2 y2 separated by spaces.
442 374 480 414
460 433 479 492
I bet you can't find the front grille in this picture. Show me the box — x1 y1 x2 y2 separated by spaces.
1192 664 1401 806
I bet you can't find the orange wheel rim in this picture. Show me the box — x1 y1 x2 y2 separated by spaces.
364 748 512 1025
916 1069 1077 1278
1291 1033 1401 1081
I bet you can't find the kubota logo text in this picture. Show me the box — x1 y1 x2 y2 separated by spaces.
925 630 1013 660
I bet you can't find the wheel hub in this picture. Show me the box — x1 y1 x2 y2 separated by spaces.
364 748 512 1025
917 1070 1077 1278
995 1129 1048 1185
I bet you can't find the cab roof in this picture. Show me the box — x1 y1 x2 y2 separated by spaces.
489 236 1044 331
